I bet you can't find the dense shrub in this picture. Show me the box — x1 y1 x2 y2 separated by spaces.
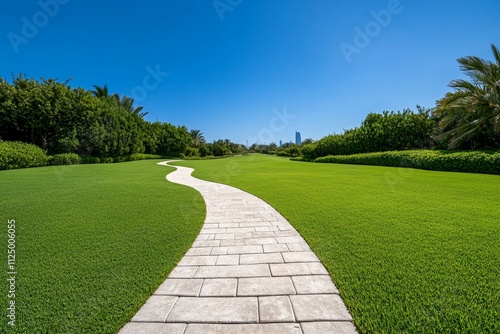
315 150 500 175
113 154 163 162
277 145 300 157
0 140 49 170
306 108 438 159
50 153 82 165
179 155 217 160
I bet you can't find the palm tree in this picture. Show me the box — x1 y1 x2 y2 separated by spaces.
435 44 500 149
116 95 148 118
91 85 148 118
91 84 110 98
190 129 206 147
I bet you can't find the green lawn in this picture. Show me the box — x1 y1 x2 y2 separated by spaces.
175 154 500 333
0 160 205 333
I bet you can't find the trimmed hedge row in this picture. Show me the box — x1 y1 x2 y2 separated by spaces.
314 150 500 175
0 140 49 170
0 140 166 170
50 153 82 165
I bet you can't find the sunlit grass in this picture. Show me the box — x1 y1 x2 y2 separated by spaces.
175 154 500 333
0 160 205 333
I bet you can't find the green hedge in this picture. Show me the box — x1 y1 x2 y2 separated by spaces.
314 150 500 175
0 140 167 170
112 153 163 163
0 140 49 170
50 153 82 165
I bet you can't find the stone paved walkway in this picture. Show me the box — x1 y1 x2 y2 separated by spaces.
119 161 357 334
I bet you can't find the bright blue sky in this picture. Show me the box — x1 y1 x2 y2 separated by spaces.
2 0 500 144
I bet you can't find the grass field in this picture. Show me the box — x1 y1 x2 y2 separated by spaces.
0 160 205 333
175 154 500 333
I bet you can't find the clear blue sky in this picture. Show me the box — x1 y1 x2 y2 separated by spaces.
2 0 499 144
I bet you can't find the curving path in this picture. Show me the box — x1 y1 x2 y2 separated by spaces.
119 161 357 334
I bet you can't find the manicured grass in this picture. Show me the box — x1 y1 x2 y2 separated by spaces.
175 154 500 333
0 160 205 333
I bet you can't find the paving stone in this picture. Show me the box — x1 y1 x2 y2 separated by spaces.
240 253 283 265
282 251 319 263
234 233 253 239
195 234 210 241
186 247 212 256
168 266 198 278
286 243 311 252
238 277 295 296
225 227 255 234
167 297 258 323
219 223 239 228
290 294 353 321
276 236 304 244
292 275 339 294
301 321 358 334
178 256 217 266
216 255 240 266
259 296 295 322
258 213 279 220
227 245 263 254
194 264 270 278
270 263 311 276
155 278 203 296
220 239 246 246
239 222 271 227
119 323 187 334
251 232 277 238
255 226 271 232
210 246 228 255
131 295 178 322
199 278 237 296
184 323 302 334
215 233 235 240
263 244 289 253
245 237 278 245
203 224 219 229
307 262 330 275
272 230 297 237
192 240 221 248
200 228 226 234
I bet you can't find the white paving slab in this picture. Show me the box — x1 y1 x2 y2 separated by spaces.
119 161 357 333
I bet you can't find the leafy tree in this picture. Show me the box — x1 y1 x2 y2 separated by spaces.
301 138 314 145
435 44 500 149
307 107 437 159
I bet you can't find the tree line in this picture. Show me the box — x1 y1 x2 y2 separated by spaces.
1 44 498 162
0 76 244 158
265 44 500 159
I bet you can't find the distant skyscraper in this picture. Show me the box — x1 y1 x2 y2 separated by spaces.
279 140 282 147
295 131 302 145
